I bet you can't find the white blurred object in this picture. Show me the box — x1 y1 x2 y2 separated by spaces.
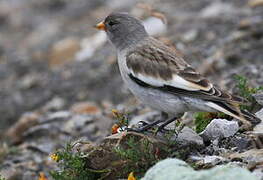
143 17 167 36
200 1 235 18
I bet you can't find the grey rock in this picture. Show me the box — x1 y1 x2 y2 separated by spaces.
175 127 204 148
142 158 259 180
182 29 199 42
22 171 37 180
27 140 57 154
254 108 263 135
63 114 93 134
256 108 263 120
42 96 66 111
228 135 251 151
200 119 239 141
18 73 42 90
253 92 263 106
203 155 226 164
252 168 263 180
45 111 72 122
190 155 229 166
80 123 98 135
229 149 263 163
200 1 235 18
0 168 23 180
142 158 189 180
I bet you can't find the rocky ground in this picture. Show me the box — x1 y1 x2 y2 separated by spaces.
0 0 263 179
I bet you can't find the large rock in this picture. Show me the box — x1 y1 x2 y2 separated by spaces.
229 149 263 180
174 127 204 148
200 1 235 18
253 93 263 106
253 108 263 135
194 155 228 167
142 158 259 180
200 119 239 141
81 132 170 179
229 149 263 163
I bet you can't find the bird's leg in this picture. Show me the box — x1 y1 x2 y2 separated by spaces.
132 119 163 132
176 122 185 134
156 116 178 132
126 111 166 132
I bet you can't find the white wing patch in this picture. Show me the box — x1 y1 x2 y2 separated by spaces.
136 73 164 86
169 75 212 91
130 69 212 92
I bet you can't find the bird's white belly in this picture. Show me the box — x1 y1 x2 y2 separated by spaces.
126 79 217 115
129 82 188 115
117 51 188 115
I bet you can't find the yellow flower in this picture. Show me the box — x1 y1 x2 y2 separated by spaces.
128 172 136 180
50 153 59 162
111 109 119 117
38 172 48 180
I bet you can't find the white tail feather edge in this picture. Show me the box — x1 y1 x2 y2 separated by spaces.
205 102 251 126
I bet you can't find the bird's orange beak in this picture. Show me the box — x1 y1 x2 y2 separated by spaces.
95 21 106 31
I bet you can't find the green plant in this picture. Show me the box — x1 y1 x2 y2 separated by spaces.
114 136 166 178
112 109 129 126
0 175 6 180
234 75 263 111
50 143 108 180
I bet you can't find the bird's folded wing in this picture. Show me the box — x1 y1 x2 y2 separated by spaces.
126 50 247 105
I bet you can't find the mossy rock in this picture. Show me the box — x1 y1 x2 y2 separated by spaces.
142 158 259 180
82 132 170 179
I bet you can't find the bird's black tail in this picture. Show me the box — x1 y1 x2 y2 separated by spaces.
240 109 261 126
206 101 261 128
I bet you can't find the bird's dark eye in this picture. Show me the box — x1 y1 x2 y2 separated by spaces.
108 21 118 26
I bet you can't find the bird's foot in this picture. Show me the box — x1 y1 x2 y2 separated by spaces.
127 119 163 133
127 116 180 135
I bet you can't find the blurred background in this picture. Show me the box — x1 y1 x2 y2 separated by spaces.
0 0 262 179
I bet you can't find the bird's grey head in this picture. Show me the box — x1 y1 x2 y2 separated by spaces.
96 13 149 50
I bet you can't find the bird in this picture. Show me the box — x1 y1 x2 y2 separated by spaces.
95 12 261 132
